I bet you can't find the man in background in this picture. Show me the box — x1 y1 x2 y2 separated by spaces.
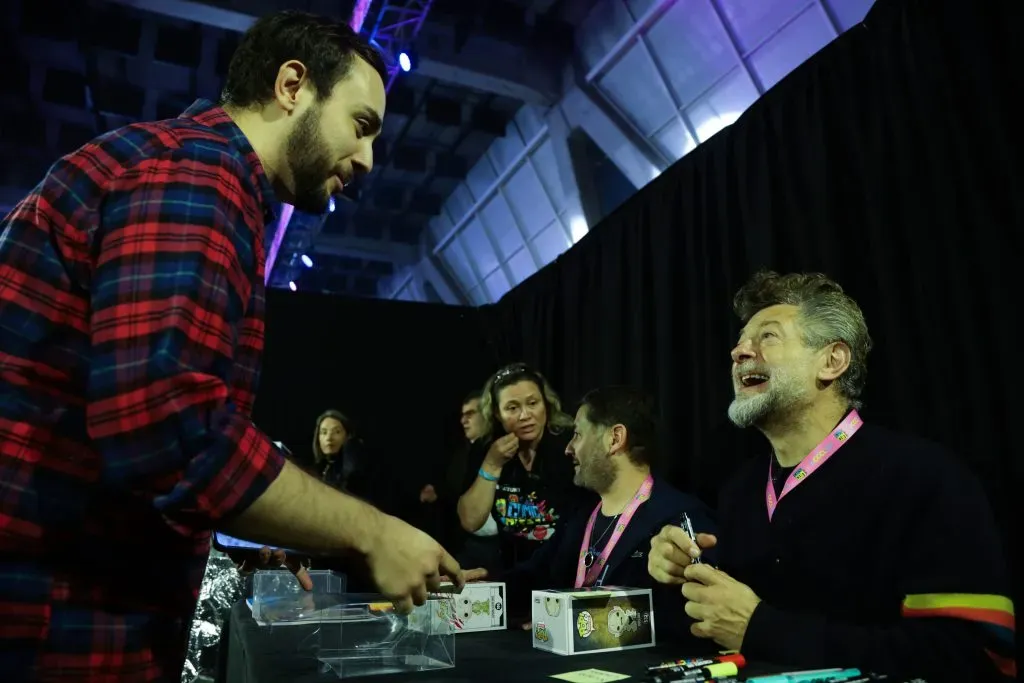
450 391 502 574
648 271 1013 682
0 11 461 681
417 391 501 574
466 386 716 641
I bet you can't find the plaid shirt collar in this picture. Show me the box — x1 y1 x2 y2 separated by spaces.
180 99 278 224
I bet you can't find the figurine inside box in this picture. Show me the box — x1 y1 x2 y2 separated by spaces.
437 581 506 632
315 593 456 679
530 587 655 656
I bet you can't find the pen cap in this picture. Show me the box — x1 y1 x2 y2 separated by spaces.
719 654 746 667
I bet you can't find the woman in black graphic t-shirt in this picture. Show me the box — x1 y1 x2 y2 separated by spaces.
458 363 593 572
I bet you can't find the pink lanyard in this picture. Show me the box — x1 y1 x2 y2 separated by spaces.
574 475 654 588
766 410 863 521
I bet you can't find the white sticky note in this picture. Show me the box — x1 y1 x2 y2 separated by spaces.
550 669 629 682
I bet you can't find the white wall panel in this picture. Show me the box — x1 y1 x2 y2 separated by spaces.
533 219 572 266
463 218 499 277
466 159 498 200
468 286 489 306
530 139 569 214
653 116 696 162
646 0 735 108
515 104 547 140
507 247 537 285
685 68 759 143
441 239 475 291
506 163 558 237
488 122 527 170
429 213 452 245
719 0 814 53
560 85 661 189
446 183 475 222
385 0 875 304
484 267 512 301
598 42 677 137
748 5 835 90
481 193 524 260
826 0 874 31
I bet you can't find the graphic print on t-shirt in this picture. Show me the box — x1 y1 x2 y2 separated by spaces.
494 483 558 541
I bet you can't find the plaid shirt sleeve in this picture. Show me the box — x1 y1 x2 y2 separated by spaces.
87 145 284 526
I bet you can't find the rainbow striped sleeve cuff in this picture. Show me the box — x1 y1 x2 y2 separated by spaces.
902 593 1015 678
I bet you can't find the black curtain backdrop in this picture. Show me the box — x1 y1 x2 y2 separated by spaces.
252 291 495 518
479 0 1022 640
250 0 1020 663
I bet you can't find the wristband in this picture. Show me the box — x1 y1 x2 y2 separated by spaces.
478 468 499 482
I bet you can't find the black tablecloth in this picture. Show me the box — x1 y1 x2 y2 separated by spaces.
223 601 775 683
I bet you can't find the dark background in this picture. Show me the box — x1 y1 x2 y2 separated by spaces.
253 0 1020 665
252 293 494 515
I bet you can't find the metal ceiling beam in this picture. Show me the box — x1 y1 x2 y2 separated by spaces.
104 0 559 104
528 0 560 17
315 234 420 264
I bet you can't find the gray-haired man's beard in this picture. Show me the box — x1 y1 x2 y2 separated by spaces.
727 370 808 429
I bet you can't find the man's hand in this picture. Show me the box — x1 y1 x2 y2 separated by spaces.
648 526 717 585
681 564 760 651
229 546 313 591
462 567 488 582
419 484 438 503
365 514 464 614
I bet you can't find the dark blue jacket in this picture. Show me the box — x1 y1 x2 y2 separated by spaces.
497 477 717 645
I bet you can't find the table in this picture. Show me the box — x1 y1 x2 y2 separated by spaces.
222 601 777 683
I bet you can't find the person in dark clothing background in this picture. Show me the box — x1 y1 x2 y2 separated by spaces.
418 390 502 574
313 409 392 515
648 271 1014 683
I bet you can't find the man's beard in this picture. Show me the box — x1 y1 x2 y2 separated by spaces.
574 448 616 492
727 365 811 429
286 106 335 214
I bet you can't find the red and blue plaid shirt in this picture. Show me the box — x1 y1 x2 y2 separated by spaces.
0 100 286 681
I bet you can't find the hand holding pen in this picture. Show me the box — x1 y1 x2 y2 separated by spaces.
648 517 717 585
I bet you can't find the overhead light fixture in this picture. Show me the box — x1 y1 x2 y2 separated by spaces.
288 281 297 291
301 254 313 268
396 47 417 73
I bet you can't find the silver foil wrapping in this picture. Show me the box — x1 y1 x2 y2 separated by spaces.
181 547 244 683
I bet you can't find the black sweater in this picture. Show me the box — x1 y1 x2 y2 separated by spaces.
718 420 1014 682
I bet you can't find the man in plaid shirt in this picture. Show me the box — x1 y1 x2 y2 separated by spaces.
0 11 462 681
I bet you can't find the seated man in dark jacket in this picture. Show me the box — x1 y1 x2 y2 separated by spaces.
648 271 1015 682
462 386 716 644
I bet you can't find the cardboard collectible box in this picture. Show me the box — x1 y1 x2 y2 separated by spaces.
435 581 506 633
530 586 655 655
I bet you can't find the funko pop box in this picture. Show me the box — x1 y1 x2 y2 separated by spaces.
530 587 655 656
436 581 507 633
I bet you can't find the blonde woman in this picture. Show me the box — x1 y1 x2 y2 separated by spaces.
457 363 593 576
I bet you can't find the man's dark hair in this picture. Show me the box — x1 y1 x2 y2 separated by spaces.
579 386 657 466
463 390 483 405
221 11 389 109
